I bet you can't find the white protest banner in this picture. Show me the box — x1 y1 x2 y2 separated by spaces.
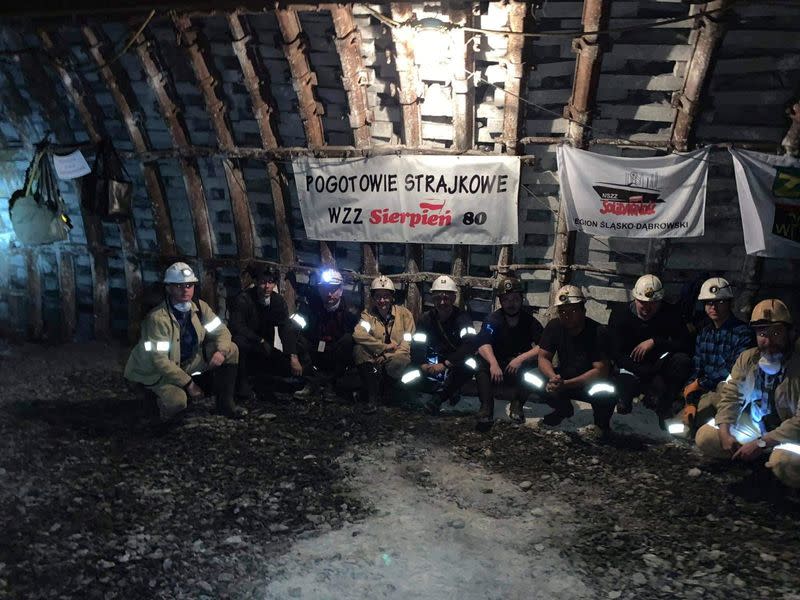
292 155 520 245
52 149 91 180
729 148 800 258
556 145 709 238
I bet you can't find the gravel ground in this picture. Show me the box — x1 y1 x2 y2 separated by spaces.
0 341 798 599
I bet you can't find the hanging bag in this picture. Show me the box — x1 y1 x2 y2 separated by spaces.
82 139 133 222
9 147 72 245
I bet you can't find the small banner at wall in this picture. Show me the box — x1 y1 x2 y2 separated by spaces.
729 148 800 257
556 145 709 238
291 155 520 244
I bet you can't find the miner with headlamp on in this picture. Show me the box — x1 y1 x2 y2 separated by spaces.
405 275 478 414
608 274 692 427
679 277 754 434
695 299 800 490
535 285 617 436
292 268 361 401
228 266 306 399
353 275 416 414
124 262 247 423
473 276 543 430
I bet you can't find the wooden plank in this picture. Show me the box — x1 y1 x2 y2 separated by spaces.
57 249 77 341
40 29 136 341
82 26 177 258
173 14 256 260
132 28 217 305
450 7 475 153
25 249 43 340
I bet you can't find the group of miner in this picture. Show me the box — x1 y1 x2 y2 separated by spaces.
124 262 800 492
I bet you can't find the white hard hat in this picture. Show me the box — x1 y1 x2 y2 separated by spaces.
431 275 458 294
632 274 664 302
554 285 585 307
698 277 734 301
164 262 198 284
318 268 344 286
370 275 395 292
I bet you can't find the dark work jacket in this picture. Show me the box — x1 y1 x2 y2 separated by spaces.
228 288 298 355
607 301 691 375
475 308 544 363
302 294 360 348
413 307 476 366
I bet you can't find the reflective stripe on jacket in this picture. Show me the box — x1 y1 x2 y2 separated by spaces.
124 299 234 387
353 305 415 365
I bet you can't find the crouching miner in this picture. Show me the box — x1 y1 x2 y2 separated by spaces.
537 285 617 436
124 262 247 423
695 299 800 490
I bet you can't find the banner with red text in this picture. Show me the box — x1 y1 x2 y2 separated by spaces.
291 155 520 244
556 145 709 238
729 148 800 257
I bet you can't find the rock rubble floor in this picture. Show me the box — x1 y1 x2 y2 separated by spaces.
0 341 798 600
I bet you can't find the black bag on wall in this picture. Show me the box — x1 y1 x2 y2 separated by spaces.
81 140 133 222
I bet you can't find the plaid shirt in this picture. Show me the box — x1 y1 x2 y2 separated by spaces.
690 316 754 390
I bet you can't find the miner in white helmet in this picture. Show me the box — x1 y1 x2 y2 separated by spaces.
695 299 800 492
352 275 416 413
679 277 754 432
406 275 478 414
292 268 361 401
607 274 692 427
124 262 246 424
534 285 617 436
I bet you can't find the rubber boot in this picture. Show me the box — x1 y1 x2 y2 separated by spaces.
542 395 574 427
358 363 380 414
509 388 526 425
214 364 248 419
475 370 495 432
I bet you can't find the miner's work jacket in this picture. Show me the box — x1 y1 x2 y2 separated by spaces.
124 299 236 388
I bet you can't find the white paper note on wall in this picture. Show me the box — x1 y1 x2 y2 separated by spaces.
53 150 91 180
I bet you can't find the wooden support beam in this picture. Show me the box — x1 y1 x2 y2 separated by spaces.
132 29 217 305
498 1 532 302
276 8 325 147
57 249 77 341
82 26 177 257
738 95 800 316
450 9 475 153
229 12 298 310
328 4 372 148
390 3 422 146
41 29 139 341
670 1 732 153
553 0 610 297
388 3 425 313
782 102 800 156
24 250 43 340
326 4 379 306
450 245 469 307
275 8 333 269
173 14 256 260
